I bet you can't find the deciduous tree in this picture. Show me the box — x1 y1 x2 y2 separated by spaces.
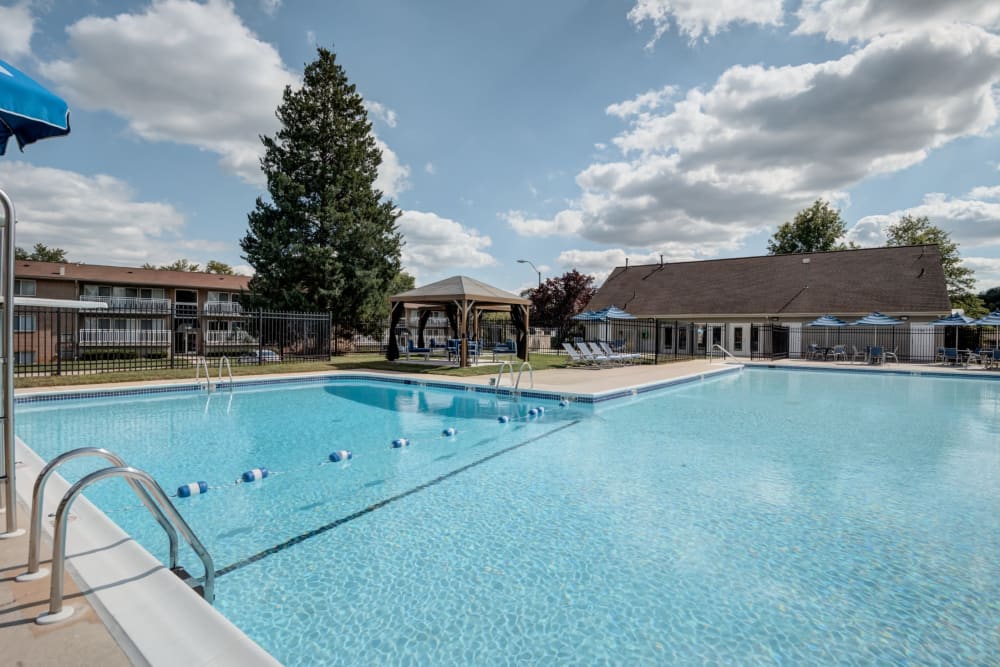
767 200 855 254
527 270 597 329
14 243 67 262
240 47 402 320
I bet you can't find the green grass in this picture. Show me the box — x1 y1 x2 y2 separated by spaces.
14 352 574 388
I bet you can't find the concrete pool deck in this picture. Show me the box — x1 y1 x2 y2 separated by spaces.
3 356 996 664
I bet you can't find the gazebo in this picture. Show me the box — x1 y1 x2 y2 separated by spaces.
387 276 530 366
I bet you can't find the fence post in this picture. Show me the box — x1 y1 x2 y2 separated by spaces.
55 307 62 376
169 304 175 369
257 310 264 365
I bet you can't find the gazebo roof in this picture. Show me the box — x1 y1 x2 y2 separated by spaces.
389 275 529 306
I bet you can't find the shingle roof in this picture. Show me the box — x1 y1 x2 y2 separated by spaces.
587 245 951 318
390 275 529 305
15 261 251 291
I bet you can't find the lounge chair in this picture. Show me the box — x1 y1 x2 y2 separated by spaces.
405 339 431 360
576 342 612 366
561 342 595 367
598 341 641 364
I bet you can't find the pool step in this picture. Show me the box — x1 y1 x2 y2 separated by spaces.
170 565 206 598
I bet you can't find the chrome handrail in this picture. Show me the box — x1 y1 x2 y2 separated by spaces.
709 344 738 364
41 466 215 623
495 361 514 392
195 357 212 392
18 447 178 580
217 355 233 391
514 361 533 391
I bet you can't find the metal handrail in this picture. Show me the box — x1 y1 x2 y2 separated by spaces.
709 343 738 364
495 361 514 392
18 447 178 580
40 466 215 623
514 361 534 391
217 355 233 390
195 357 212 392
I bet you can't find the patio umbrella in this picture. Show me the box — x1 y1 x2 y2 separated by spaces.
806 314 847 346
1 59 71 154
1 58 71 537
850 311 903 347
930 312 974 350
973 310 1000 350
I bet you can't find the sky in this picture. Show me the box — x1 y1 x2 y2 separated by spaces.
2 0 1000 295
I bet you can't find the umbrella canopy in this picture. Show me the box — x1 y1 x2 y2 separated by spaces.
850 312 903 348
806 314 847 327
574 305 636 321
572 310 600 321
972 310 1000 326
0 59 70 154
930 312 974 349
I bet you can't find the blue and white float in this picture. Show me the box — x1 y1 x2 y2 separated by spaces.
392 438 410 448
442 427 456 437
528 408 538 418
559 399 569 407
329 450 352 462
177 481 208 498
241 467 269 483
497 415 509 424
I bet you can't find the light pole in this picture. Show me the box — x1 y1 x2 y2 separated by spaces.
517 259 541 287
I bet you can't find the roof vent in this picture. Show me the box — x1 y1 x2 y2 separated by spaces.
58 266 65 276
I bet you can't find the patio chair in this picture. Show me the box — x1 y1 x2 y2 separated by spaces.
883 347 899 364
826 344 846 362
598 341 641 364
934 347 946 363
560 342 595 367
869 345 884 365
850 346 866 363
492 339 516 361
985 349 1000 369
405 339 431 360
575 342 612 367
941 347 959 365
806 343 821 360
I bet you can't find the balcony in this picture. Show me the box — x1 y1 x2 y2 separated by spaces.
79 329 171 346
204 330 258 346
80 295 172 312
204 302 244 315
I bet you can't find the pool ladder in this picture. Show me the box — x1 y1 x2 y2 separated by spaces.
196 356 233 392
709 344 738 364
494 361 533 396
16 447 215 624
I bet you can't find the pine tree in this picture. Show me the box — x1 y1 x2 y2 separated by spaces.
241 47 402 320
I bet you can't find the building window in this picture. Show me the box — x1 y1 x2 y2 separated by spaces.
662 326 673 350
14 314 36 332
14 279 36 296
677 327 687 351
83 284 112 297
15 351 36 365
734 327 744 351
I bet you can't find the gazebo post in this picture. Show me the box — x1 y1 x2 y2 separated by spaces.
459 299 468 367
524 305 530 362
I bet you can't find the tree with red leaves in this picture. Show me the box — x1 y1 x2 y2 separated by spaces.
525 269 597 329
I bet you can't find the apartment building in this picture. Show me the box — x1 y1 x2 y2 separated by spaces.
14 261 252 363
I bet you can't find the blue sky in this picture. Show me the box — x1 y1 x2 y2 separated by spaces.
2 0 999 294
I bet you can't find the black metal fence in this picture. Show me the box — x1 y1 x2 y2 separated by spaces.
13 303 331 377
795 324 1000 363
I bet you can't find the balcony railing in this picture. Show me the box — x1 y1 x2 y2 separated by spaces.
79 329 171 346
203 302 244 315
80 295 172 312
204 330 258 346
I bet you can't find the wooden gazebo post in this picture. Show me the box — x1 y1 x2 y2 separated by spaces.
459 298 468 367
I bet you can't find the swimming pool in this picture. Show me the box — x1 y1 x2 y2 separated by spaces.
16 369 1000 665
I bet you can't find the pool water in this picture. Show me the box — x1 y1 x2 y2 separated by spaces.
16 370 1000 665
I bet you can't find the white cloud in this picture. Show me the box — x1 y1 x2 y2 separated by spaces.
968 184 1000 201
0 3 34 58
628 0 784 46
260 0 281 16
555 248 670 284
373 137 410 198
424 162 435 175
964 257 1000 289
40 0 299 184
397 210 497 278
503 210 582 237
365 100 398 128
531 25 1000 256
0 161 231 265
605 86 677 118
795 0 1000 43
849 192 1000 250
232 264 255 276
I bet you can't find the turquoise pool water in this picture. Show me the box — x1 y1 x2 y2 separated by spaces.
16 370 1000 665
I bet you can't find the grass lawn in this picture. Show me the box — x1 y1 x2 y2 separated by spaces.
14 352 575 389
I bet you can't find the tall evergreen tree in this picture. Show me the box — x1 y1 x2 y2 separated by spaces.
241 47 402 320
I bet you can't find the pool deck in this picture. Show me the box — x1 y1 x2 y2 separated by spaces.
3 355 996 665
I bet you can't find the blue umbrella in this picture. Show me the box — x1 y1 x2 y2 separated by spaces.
930 312 974 349
806 314 847 347
1 58 71 537
0 58 70 154
972 310 1000 326
850 312 903 347
572 310 599 321
592 305 636 320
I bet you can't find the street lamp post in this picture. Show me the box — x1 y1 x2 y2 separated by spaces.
517 259 541 287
